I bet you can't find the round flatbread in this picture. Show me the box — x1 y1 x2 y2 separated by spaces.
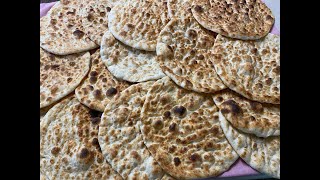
40 48 90 108
75 50 130 112
101 31 165 82
108 0 170 51
219 111 280 178
191 0 274 40
213 89 280 137
79 0 113 45
40 96 122 179
212 34 280 104
99 81 164 179
40 2 98 55
156 17 226 93
140 77 238 179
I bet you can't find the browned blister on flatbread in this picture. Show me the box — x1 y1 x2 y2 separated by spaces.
99 81 164 179
40 2 97 55
108 0 170 51
79 0 113 45
101 31 165 82
219 112 280 178
156 17 226 93
75 50 130 112
40 96 122 179
40 48 90 109
140 77 238 179
212 34 280 104
191 0 274 40
213 89 279 137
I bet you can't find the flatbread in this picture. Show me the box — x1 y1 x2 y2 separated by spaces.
108 0 170 51
75 50 130 112
101 31 165 82
161 174 176 180
156 17 226 93
212 34 280 104
140 77 238 179
213 89 280 137
191 0 274 40
99 81 164 179
219 111 280 178
40 2 98 55
167 0 192 18
40 48 90 108
79 0 112 45
40 96 122 179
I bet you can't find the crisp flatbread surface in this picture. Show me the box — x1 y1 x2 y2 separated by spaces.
191 0 275 40
140 77 238 179
79 0 113 45
101 31 165 82
213 89 280 137
156 17 226 93
40 96 122 179
99 81 164 179
212 34 280 104
40 48 90 108
40 2 97 55
219 111 280 178
75 50 130 112
108 0 170 51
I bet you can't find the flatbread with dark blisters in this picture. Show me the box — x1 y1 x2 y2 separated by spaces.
99 81 164 179
212 34 280 104
191 0 274 40
75 50 130 112
40 96 122 179
219 111 280 178
40 48 90 108
140 77 238 179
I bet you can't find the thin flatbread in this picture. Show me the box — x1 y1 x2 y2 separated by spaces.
213 89 279 137
191 0 274 40
212 34 280 104
40 2 97 55
140 77 238 179
75 50 130 112
219 111 280 178
99 81 164 179
101 31 165 82
79 0 112 45
40 48 90 108
40 96 122 179
108 0 170 51
156 17 226 93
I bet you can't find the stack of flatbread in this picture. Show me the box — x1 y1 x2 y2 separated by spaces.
40 0 280 179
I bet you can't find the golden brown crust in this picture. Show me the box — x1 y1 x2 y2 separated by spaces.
213 89 279 137
40 48 90 108
99 81 164 179
140 77 238 179
191 0 274 40
156 17 226 93
219 112 280 178
40 97 122 179
40 2 97 55
75 50 130 112
79 0 113 45
101 31 165 82
212 34 280 104
108 0 170 51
